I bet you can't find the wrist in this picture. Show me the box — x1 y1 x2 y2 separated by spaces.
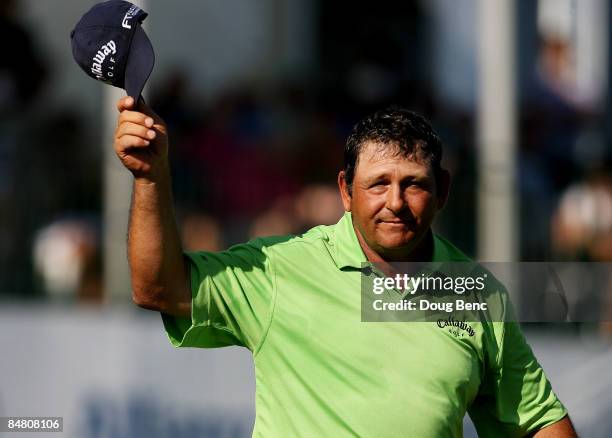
134 163 171 186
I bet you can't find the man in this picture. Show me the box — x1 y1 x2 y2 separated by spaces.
114 96 576 437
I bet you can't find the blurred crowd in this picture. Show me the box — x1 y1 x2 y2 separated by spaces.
0 0 610 317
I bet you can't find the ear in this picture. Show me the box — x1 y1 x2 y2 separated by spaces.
436 169 450 211
337 171 352 211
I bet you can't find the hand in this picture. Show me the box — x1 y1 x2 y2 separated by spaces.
114 96 169 184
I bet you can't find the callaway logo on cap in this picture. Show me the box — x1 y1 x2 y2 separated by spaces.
70 0 155 100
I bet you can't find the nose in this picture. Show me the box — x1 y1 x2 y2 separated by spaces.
385 183 406 214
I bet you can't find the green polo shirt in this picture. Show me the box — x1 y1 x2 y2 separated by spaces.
162 212 567 437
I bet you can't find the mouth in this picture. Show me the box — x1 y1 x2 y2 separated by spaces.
378 219 414 227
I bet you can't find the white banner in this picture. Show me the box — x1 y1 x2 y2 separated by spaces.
0 305 255 437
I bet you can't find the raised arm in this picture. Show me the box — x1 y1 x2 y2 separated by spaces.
113 96 191 317
532 416 577 437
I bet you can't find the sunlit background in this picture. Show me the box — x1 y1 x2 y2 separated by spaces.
1 0 612 436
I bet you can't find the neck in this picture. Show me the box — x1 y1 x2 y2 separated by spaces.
354 225 434 264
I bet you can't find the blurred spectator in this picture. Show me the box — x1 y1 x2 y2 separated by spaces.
0 0 48 296
32 217 101 304
175 86 306 233
551 171 612 261
150 70 204 209
550 170 612 337
537 35 575 106
294 184 344 231
7 108 99 298
518 23 591 260
180 213 223 252
150 69 202 138
249 197 296 239
0 0 47 116
248 184 343 239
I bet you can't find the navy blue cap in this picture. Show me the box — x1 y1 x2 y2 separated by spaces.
70 0 155 100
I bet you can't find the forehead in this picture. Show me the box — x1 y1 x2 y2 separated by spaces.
355 141 433 179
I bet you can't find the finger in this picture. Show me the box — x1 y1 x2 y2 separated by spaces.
151 122 167 136
116 121 157 140
135 98 164 124
119 152 152 174
118 110 155 128
116 134 151 151
116 96 135 112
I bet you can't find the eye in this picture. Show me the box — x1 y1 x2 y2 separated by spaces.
406 180 431 192
402 180 427 192
368 181 387 192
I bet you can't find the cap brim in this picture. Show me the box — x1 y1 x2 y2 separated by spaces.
124 25 155 100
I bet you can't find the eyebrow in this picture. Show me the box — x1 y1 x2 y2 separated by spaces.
362 173 425 184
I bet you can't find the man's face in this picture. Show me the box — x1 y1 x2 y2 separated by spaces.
339 141 448 258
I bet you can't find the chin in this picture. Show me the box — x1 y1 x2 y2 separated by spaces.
378 235 415 250
379 225 430 248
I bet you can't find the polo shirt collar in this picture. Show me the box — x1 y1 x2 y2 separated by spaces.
432 233 450 262
331 212 367 269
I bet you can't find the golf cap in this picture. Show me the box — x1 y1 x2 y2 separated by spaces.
70 0 155 101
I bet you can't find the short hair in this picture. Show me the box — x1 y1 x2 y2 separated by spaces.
343 106 443 194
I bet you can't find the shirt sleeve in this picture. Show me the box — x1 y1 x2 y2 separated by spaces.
161 238 277 351
468 319 568 437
